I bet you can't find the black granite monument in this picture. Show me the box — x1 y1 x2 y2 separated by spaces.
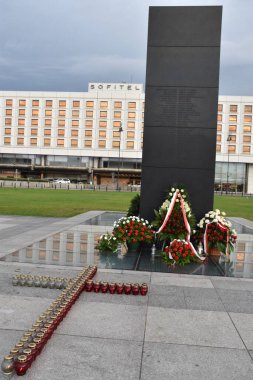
140 6 222 221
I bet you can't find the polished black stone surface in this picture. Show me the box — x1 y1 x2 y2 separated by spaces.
140 6 222 222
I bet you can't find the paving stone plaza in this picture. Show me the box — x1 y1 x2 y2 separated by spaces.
0 212 253 379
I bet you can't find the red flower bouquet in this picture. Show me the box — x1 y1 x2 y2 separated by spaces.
162 239 197 266
112 216 154 244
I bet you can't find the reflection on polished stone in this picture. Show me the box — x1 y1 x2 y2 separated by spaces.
0 212 253 278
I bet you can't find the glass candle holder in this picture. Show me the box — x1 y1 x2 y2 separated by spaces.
20 337 29 348
22 348 33 368
33 338 43 355
15 342 24 354
27 343 37 361
109 282 116 294
101 282 109 293
124 283 132 295
85 280 93 292
132 283 140 295
93 281 101 293
140 283 148 296
14 355 29 376
12 276 19 286
1 355 14 376
116 283 124 294
10 348 20 360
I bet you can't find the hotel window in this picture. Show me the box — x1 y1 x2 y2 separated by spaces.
59 100 66 108
86 110 93 118
114 101 122 109
5 118 12 125
72 110 79 117
142 112 144 119
30 138 37 145
229 115 237 122
229 125 237 132
84 140 92 147
86 101 94 108
17 138 24 145
244 115 252 123
114 111 121 119
217 114 222 121
142 102 145 110
72 120 79 127
112 141 120 148
18 119 25 126
127 131 135 139
243 136 251 143
5 109 12 116
113 131 120 138
32 100 39 107
31 128 38 136
99 121 107 128
85 120 93 128
58 120 65 127
113 121 121 128
128 102 136 109
126 141 134 149
71 130 78 137
59 110 66 117
18 128 24 135
216 144 221 152
218 104 223 112
4 137 11 145
32 109 39 116
44 129 51 136
244 105 252 113
19 99 26 107
45 110 52 117
6 99 13 106
98 140 106 148
216 135 221 142
44 138 51 146
100 111 107 118
85 130 92 137
45 119 52 126
5 128 11 135
243 125 251 133
217 124 222 131
99 131 106 138
57 139 64 146
100 101 108 108
31 119 38 126
228 145 236 153
71 139 78 147
72 101 80 108
128 112 136 119
46 100 53 107
230 105 238 112
19 109 26 116
58 129 65 136
243 146 250 153
31 129 38 136
230 135 236 142
127 121 135 128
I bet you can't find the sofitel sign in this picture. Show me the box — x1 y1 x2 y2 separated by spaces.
88 83 143 92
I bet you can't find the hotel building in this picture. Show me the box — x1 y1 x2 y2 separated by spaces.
0 83 252 192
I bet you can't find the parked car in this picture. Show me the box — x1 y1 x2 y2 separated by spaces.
54 178 71 184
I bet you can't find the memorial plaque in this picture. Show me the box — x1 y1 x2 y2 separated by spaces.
140 6 222 221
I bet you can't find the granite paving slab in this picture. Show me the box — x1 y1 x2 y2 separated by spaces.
145 307 244 348
141 342 253 380
151 274 214 288
229 312 253 350
56 301 147 342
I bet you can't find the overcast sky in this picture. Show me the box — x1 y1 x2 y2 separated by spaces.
0 0 252 95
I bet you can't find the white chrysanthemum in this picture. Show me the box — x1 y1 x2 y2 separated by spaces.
104 236 108 240
193 229 196 234
176 188 179 191
222 212 226 216
169 192 172 196
113 237 116 240
205 219 210 223
181 189 184 193
126 220 130 223
176 199 179 202
205 213 209 217
171 187 175 191
213 219 217 223
182 194 186 198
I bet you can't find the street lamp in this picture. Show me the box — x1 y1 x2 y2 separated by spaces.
226 135 232 194
116 125 123 190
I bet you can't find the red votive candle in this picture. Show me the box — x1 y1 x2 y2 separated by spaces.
140 283 148 296
132 283 140 295
124 283 132 295
109 282 116 294
93 281 101 293
15 355 29 376
116 283 124 294
101 282 109 293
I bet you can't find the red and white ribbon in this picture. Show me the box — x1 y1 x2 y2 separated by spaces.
157 190 205 261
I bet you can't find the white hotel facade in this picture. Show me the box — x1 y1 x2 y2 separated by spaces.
0 83 253 192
